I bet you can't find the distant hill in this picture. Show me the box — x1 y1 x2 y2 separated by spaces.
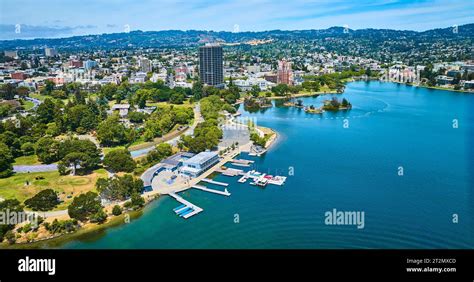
1 24 472 50
1 24 472 63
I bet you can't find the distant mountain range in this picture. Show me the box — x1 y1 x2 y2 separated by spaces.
1 24 472 63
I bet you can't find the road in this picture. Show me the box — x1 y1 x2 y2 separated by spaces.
13 164 58 173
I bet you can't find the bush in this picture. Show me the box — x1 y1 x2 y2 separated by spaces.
112 205 122 216
45 219 79 234
130 193 145 208
5 230 16 244
90 209 107 224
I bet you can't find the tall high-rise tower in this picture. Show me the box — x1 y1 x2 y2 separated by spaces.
199 44 223 86
277 59 293 85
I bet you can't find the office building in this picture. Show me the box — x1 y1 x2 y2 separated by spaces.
45 48 58 57
139 58 152 73
199 44 223 86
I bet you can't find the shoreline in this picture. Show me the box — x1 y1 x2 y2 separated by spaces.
0 207 148 249
266 90 338 100
1 131 280 249
1 82 341 248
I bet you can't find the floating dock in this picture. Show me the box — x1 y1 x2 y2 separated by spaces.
192 185 231 196
216 167 244 176
201 178 229 187
233 159 255 165
231 162 251 167
169 192 203 219
237 170 287 186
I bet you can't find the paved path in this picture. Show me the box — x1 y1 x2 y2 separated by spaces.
13 164 58 173
36 209 69 218
24 96 42 111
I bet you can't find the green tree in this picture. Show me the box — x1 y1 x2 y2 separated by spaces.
97 115 129 146
192 81 204 100
0 199 24 241
0 142 14 178
96 174 144 201
24 189 60 211
67 192 102 221
20 142 35 156
103 149 136 173
130 193 145 208
36 98 57 123
35 137 60 164
90 209 107 224
0 83 16 100
59 152 92 175
44 80 56 95
145 143 172 164
250 85 261 97
112 205 122 216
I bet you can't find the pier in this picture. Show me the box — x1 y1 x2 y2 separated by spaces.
232 159 255 165
192 185 231 196
201 178 229 186
216 167 244 176
169 192 203 219
231 162 251 167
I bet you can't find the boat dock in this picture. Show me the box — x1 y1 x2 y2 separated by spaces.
192 185 231 196
232 159 255 165
201 178 229 187
216 167 244 176
169 192 203 219
231 162 251 167
236 170 287 186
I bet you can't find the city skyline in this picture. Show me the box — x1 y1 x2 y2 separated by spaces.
1 0 473 40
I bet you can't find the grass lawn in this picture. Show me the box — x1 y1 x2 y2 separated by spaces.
29 93 47 101
13 155 40 165
0 169 108 211
30 93 70 104
102 146 126 155
146 99 194 109
22 100 35 111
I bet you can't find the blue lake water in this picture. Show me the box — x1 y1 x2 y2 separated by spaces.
63 81 474 249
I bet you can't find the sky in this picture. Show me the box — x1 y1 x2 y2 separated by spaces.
0 0 473 40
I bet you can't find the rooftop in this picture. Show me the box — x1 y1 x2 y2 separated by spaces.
184 151 218 165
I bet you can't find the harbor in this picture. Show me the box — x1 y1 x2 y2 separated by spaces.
142 147 286 220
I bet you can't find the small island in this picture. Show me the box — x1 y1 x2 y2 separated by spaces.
322 97 352 111
244 96 272 111
304 105 323 114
